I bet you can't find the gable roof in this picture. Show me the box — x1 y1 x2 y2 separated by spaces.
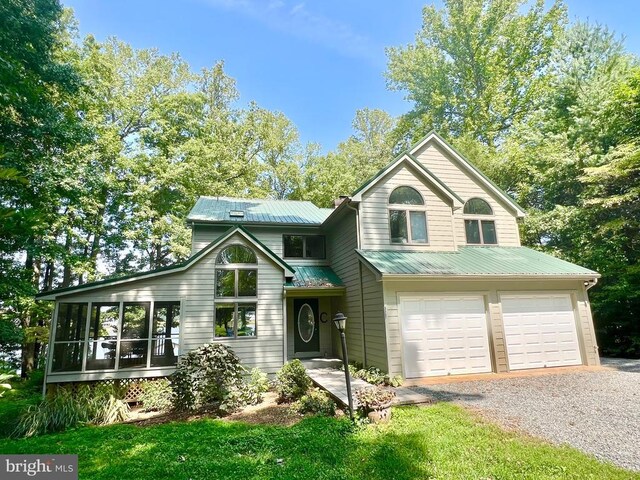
36 226 295 301
187 196 333 226
351 153 464 207
409 131 526 217
357 247 599 280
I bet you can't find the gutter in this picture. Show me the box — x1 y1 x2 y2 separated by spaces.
380 274 602 281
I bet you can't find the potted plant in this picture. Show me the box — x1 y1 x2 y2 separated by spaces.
354 386 396 423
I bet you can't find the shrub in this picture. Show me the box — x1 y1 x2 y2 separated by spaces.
345 363 403 387
139 379 173 412
354 386 396 414
275 359 311 402
170 343 247 413
291 388 336 416
13 383 129 438
244 368 270 405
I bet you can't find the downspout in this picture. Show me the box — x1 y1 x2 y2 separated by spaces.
282 287 287 365
346 199 367 367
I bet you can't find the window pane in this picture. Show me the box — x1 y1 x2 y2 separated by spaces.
215 304 235 338
85 340 116 370
153 302 180 337
216 270 236 297
481 220 497 244
305 235 325 259
464 198 493 215
389 210 408 243
55 303 87 342
465 220 481 244
118 340 148 369
121 303 149 339
283 235 303 257
51 342 84 372
410 211 428 243
238 269 257 296
216 245 257 264
151 337 179 367
389 186 424 205
89 304 119 340
237 304 256 337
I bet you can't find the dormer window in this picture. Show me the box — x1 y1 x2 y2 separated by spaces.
463 198 497 245
388 186 428 244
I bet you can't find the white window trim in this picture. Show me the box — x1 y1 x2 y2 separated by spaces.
387 187 429 245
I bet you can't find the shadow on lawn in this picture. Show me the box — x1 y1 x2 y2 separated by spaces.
0 413 434 480
409 386 484 403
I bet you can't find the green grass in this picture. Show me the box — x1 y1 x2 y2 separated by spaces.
0 373 41 437
0 404 636 480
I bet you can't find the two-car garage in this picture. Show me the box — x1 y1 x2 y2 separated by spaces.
399 292 583 378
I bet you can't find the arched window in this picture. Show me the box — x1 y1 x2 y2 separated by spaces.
463 198 493 215
463 198 497 244
215 244 257 339
388 186 428 244
216 244 257 264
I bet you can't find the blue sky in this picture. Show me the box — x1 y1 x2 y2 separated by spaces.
63 0 640 153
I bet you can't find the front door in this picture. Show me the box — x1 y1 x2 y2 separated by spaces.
294 298 320 354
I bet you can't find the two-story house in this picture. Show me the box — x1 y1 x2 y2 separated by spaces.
37 132 600 388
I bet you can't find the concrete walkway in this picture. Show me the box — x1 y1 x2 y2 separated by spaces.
306 367 431 408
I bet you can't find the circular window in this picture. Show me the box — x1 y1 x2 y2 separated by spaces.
297 304 315 343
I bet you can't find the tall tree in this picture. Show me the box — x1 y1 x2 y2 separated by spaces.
386 0 565 148
302 109 396 207
0 0 85 375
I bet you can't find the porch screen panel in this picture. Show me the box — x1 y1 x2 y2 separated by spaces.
51 303 87 372
151 302 181 366
119 303 150 369
86 304 119 370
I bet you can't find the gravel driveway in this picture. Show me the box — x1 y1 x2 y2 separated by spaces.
411 358 640 472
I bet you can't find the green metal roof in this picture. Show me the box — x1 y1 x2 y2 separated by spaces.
187 196 333 225
284 266 344 288
357 247 599 278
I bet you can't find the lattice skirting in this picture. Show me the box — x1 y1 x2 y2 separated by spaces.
46 377 168 403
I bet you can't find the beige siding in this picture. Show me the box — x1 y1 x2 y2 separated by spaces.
414 141 521 247
192 225 327 267
359 164 456 251
382 278 599 377
326 210 363 363
360 264 387 370
50 232 286 382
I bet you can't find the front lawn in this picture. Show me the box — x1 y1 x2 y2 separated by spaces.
0 403 636 480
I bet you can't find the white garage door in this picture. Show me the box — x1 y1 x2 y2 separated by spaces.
400 295 492 378
502 294 582 370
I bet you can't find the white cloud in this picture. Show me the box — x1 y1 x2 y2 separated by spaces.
197 0 380 64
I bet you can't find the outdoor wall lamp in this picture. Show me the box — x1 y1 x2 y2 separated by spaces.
333 312 353 419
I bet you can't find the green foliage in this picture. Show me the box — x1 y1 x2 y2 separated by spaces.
244 367 270 405
291 388 336 417
170 343 248 413
13 383 129 438
302 109 396 207
354 386 396 413
346 363 403 387
275 359 312 402
386 0 566 148
139 379 173 412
